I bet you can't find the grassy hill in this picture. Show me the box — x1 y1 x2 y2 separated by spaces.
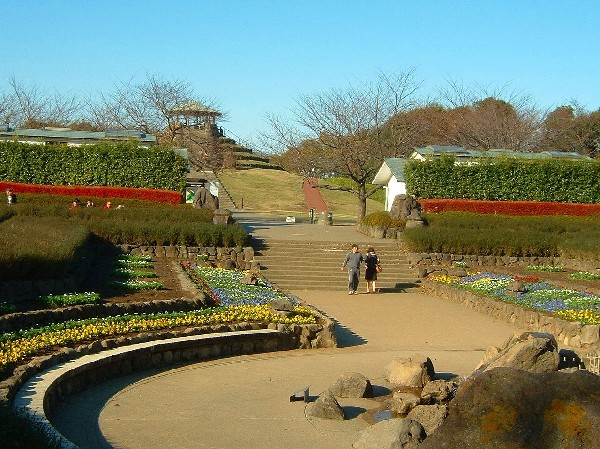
217 169 384 220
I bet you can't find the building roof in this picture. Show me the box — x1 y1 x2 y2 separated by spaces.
373 146 594 185
168 101 221 117
372 158 407 185
0 127 157 144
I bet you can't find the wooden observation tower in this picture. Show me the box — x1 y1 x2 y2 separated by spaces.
168 101 223 135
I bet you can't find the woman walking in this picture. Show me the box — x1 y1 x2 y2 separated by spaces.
364 246 380 293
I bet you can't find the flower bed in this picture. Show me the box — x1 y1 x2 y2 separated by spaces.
430 272 600 325
183 264 299 306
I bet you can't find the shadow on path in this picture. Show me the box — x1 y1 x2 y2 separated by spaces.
334 320 368 347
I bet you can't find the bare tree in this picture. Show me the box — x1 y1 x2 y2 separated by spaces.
7 76 80 127
438 78 542 151
265 70 421 220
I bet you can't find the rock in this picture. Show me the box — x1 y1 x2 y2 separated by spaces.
329 372 373 398
419 367 600 449
507 279 527 292
384 354 435 388
212 209 232 225
353 418 425 449
420 379 458 404
269 299 295 312
475 332 559 373
305 390 345 420
240 272 259 285
390 391 421 415
406 404 448 436
447 267 467 277
220 258 237 270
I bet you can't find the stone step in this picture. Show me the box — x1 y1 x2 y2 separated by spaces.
252 239 419 291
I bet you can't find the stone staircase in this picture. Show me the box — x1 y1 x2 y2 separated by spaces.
192 169 237 210
251 239 420 292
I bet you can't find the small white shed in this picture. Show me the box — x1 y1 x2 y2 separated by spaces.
372 158 407 211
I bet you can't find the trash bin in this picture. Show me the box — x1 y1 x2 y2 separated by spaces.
319 211 333 226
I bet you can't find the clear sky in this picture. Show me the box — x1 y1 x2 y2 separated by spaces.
1 1 599 150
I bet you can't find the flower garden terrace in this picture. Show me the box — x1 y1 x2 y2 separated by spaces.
0 264 323 381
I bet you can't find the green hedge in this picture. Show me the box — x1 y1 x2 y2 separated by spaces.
0 141 188 191
404 156 600 203
402 212 600 259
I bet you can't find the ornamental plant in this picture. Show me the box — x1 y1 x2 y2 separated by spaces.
432 271 600 325
183 264 298 307
569 271 600 280
109 279 163 291
526 265 565 272
111 268 157 278
0 306 316 371
39 292 101 308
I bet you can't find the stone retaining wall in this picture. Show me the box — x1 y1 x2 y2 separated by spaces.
407 252 599 272
0 245 257 303
2 311 336 405
422 280 599 349
11 329 304 449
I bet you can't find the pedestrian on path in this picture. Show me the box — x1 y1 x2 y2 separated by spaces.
364 246 380 293
341 243 363 295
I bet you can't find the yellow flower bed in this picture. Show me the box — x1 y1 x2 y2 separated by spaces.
0 305 316 369
555 308 600 325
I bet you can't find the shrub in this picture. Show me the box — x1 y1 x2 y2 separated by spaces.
0 216 90 281
361 211 405 228
402 212 600 260
405 156 600 203
0 141 188 192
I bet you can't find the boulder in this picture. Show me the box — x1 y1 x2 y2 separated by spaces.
329 372 373 398
384 354 435 388
475 332 559 373
390 391 421 415
419 367 600 449
406 404 448 436
269 299 295 312
353 418 425 449
305 390 345 420
420 379 458 404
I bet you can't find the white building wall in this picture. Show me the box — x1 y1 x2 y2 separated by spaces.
385 176 407 211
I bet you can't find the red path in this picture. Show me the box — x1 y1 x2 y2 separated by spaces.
302 178 328 212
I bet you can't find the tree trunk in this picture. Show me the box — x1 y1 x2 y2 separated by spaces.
357 183 367 222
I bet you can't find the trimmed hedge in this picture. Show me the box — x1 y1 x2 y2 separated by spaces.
404 156 600 204
402 212 600 260
0 141 188 192
0 181 182 204
419 199 600 216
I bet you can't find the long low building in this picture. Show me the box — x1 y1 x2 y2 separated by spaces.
0 126 157 146
373 145 595 211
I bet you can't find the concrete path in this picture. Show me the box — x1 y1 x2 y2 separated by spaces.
49 213 528 449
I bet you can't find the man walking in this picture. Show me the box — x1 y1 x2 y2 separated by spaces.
341 244 363 295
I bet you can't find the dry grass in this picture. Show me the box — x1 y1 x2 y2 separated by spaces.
217 169 384 220
218 169 306 213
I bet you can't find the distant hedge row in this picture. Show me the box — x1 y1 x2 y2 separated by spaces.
404 156 600 203
0 141 188 191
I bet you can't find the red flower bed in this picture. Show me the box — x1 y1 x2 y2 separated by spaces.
419 199 600 216
0 181 183 204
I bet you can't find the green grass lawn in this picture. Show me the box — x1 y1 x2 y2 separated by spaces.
217 168 384 220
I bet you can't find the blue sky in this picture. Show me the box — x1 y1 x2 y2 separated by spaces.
1 1 599 149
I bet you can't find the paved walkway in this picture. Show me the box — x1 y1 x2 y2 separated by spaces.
50 213 527 449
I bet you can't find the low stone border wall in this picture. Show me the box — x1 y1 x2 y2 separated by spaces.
0 244 257 303
422 280 599 349
13 329 285 449
407 252 599 272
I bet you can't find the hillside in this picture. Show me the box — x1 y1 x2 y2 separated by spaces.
217 169 384 220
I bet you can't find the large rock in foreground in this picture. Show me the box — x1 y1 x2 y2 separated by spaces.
419 367 600 449
475 331 559 373
353 418 425 449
